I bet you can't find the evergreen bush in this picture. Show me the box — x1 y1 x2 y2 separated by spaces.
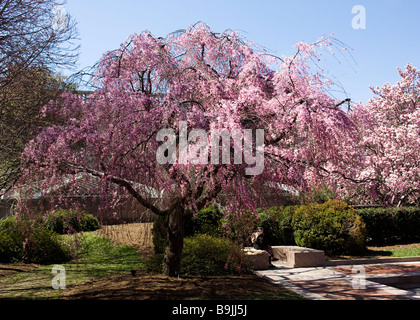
292 200 367 255
356 206 420 244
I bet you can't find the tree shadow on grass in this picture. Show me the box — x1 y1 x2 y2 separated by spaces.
364 249 393 257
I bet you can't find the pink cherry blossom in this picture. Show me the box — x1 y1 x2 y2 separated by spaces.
17 23 359 275
325 64 420 207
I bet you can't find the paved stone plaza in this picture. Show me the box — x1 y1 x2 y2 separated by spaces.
256 261 420 300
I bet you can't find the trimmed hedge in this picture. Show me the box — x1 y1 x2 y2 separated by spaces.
153 201 370 256
355 207 420 244
246 203 420 254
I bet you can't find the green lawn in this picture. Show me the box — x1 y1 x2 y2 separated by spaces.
385 247 420 257
0 233 143 299
365 245 420 258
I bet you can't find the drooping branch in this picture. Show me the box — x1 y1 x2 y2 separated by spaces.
66 165 172 217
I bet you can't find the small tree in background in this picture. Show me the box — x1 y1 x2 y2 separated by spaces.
0 0 79 192
0 0 79 86
0 65 76 192
326 64 420 207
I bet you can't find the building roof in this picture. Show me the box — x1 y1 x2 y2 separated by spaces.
2 173 160 201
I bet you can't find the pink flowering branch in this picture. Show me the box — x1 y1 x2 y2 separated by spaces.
17 23 359 275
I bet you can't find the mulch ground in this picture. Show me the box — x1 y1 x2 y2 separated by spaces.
58 272 296 300
0 264 40 279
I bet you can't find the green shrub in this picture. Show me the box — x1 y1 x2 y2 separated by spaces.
144 252 165 273
292 200 367 255
23 228 71 264
356 207 420 244
0 217 71 264
0 216 17 232
151 215 168 254
152 204 225 254
257 206 297 245
181 234 251 276
42 209 99 234
221 209 259 245
0 217 24 263
293 184 336 205
0 229 22 263
184 204 224 237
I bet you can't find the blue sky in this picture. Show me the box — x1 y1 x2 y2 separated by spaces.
63 0 420 104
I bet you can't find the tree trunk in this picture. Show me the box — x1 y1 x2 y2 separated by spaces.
162 207 185 277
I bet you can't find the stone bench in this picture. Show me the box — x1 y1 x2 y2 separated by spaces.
243 248 270 270
272 246 325 268
244 246 326 269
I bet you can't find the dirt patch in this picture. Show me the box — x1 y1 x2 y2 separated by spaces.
94 223 154 258
59 272 298 300
0 264 40 280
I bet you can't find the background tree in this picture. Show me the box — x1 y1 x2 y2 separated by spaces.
0 0 79 192
0 65 76 192
0 0 79 87
326 64 420 207
17 23 354 276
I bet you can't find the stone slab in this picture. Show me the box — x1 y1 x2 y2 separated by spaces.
243 248 270 270
272 246 326 268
